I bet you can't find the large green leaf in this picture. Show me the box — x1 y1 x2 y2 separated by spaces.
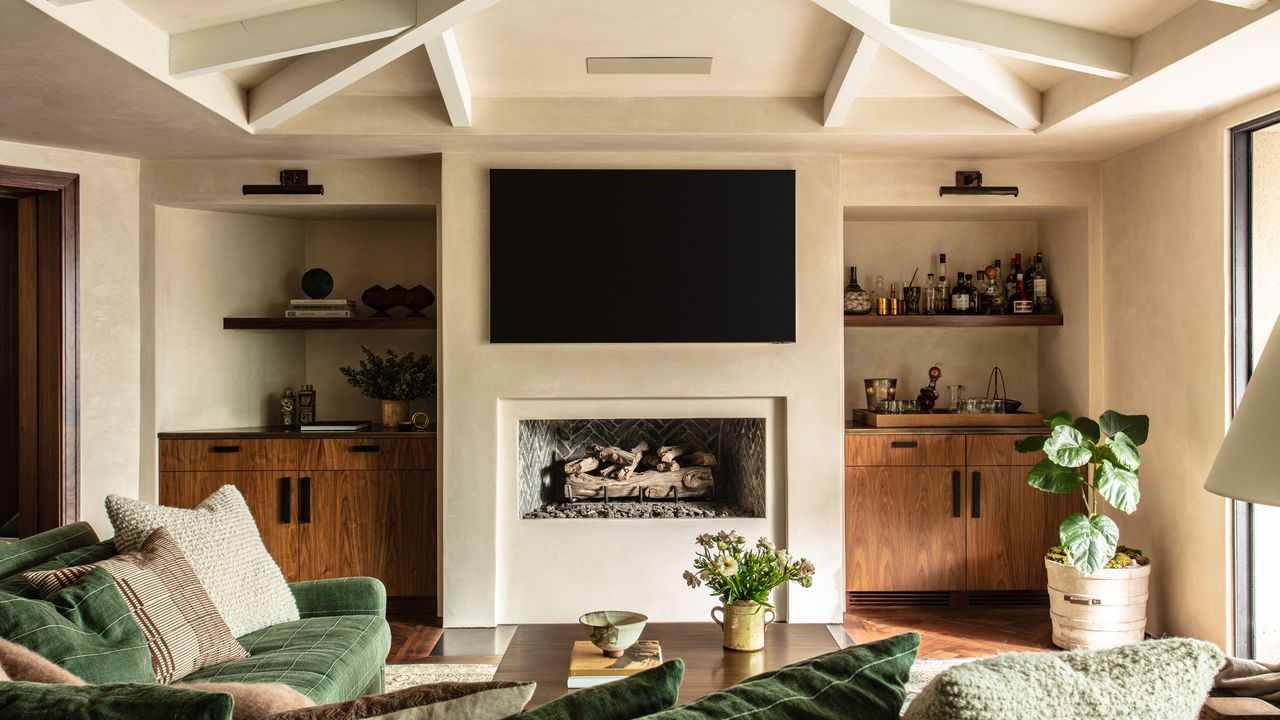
1072 417 1101 444
1046 411 1072 429
1015 435 1047 453
1100 411 1150 445
1107 432 1142 472
1044 425 1094 468
1059 513 1120 575
1096 460 1140 513
1026 459 1085 494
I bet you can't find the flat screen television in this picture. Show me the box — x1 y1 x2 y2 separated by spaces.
489 169 796 343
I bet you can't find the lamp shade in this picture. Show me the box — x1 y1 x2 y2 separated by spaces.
1205 314 1280 505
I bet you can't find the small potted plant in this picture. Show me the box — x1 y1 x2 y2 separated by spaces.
1017 410 1152 650
682 531 814 652
339 345 436 427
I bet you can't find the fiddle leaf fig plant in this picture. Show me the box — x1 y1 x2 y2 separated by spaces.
1016 410 1150 575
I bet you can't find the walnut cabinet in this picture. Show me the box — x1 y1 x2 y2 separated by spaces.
159 434 436 605
844 431 1074 599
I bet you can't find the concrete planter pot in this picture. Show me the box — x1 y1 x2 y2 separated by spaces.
1045 558 1151 650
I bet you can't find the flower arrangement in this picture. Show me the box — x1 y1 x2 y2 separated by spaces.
339 345 436 401
682 531 815 607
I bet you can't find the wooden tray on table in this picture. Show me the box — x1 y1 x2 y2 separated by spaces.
851 409 1045 428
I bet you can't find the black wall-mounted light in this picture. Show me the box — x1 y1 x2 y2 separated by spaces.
939 170 1018 197
242 169 325 196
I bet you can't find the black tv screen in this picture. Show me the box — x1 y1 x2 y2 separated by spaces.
489 169 796 343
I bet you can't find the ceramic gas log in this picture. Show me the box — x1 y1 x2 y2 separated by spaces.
561 443 717 502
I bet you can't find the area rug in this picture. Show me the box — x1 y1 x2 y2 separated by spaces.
385 663 499 691
902 658 976 713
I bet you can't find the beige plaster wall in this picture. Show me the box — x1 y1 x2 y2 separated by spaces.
439 153 845 627
154 208 306 431
843 220 1041 414
1099 87 1280 649
1038 210 1091 416
0 140 140 536
302 220 436 421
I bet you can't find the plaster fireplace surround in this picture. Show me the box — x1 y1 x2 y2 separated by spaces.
518 417 766 519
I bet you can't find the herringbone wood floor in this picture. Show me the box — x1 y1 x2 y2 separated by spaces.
386 606 1055 664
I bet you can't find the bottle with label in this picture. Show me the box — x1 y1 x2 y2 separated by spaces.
966 274 980 315
950 271 970 314
937 254 950 314
923 273 937 315
1012 274 1034 314
1005 253 1021 312
985 263 1005 314
1030 252 1048 303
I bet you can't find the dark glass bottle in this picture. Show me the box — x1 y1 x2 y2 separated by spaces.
1012 274 1034 314
1005 253 1021 312
965 274 979 315
843 267 873 315
950 271 969 314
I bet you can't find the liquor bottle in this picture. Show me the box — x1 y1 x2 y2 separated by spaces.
1005 253 1021 312
985 263 1005 315
936 254 950 314
923 273 937 315
843 267 873 315
965 273 980 315
1012 274 1034 314
874 275 888 316
1030 252 1048 302
950 271 969 314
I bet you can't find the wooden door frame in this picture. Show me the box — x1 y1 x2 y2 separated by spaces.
0 164 79 535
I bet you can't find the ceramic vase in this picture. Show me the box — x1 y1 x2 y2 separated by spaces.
711 600 775 652
381 399 410 427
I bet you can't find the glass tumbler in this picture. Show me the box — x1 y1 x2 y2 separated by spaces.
903 287 923 315
946 384 965 413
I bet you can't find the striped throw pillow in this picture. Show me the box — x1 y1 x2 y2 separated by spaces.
24 527 249 683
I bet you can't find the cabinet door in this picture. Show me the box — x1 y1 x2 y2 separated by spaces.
845 467 966 591
158 471 300 580
296 470 432 597
965 466 1078 590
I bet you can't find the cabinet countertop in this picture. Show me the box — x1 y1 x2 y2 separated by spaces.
159 426 436 440
845 422 1045 436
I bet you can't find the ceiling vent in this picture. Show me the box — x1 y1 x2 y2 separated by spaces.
585 57 713 75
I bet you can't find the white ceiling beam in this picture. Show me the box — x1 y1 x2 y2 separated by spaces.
249 0 499 130
1208 0 1270 9
823 29 880 127
169 0 416 79
808 0 1041 129
889 0 1131 80
424 28 472 127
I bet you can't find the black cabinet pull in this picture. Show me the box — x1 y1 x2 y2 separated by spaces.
952 470 962 518
279 477 292 524
971 471 982 519
350 445 381 453
890 441 918 449
210 445 241 453
299 476 312 524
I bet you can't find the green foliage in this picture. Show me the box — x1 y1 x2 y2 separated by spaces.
338 345 436 401
1017 410 1151 575
683 532 815 607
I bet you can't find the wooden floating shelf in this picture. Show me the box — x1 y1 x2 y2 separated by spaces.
223 317 436 330
843 314 1063 328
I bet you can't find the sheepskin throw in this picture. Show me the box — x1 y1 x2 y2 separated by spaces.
901 638 1224 720
106 486 299 637
24 527 249 683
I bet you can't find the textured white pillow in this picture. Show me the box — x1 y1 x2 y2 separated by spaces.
106 486 299 638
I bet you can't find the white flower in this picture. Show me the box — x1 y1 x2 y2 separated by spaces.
776 550 792 566
716 556 739 577
757 537 775 552
799 559 816 577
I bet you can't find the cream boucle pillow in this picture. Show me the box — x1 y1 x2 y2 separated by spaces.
106 486 298 638
902 637 1224 720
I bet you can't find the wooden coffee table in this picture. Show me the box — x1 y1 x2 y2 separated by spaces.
493 623 850 708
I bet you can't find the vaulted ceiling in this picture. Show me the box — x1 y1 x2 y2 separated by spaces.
5 0 1280 159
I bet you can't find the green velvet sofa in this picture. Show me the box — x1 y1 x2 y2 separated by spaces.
0 522 391 718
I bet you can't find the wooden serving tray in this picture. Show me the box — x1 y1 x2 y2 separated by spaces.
851 409 1045 428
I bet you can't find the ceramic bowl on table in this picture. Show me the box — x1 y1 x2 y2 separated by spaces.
579 611 648 658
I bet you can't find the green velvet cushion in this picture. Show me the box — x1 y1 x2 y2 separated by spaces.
901 637 1224 720
0 567 154 684
645 633 919 720
289 577 387 619
180 614 391 704
0 522 100 580
518 659 685 720
0 541 119 596
0 680 234 720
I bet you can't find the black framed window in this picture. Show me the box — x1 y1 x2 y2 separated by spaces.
1230 109 1280 659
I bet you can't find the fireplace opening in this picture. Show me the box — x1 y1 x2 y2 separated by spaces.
519 418 765 519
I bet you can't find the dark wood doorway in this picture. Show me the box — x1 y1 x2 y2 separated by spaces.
0 164 79 537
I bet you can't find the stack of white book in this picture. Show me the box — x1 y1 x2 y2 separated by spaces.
285 299 356 318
